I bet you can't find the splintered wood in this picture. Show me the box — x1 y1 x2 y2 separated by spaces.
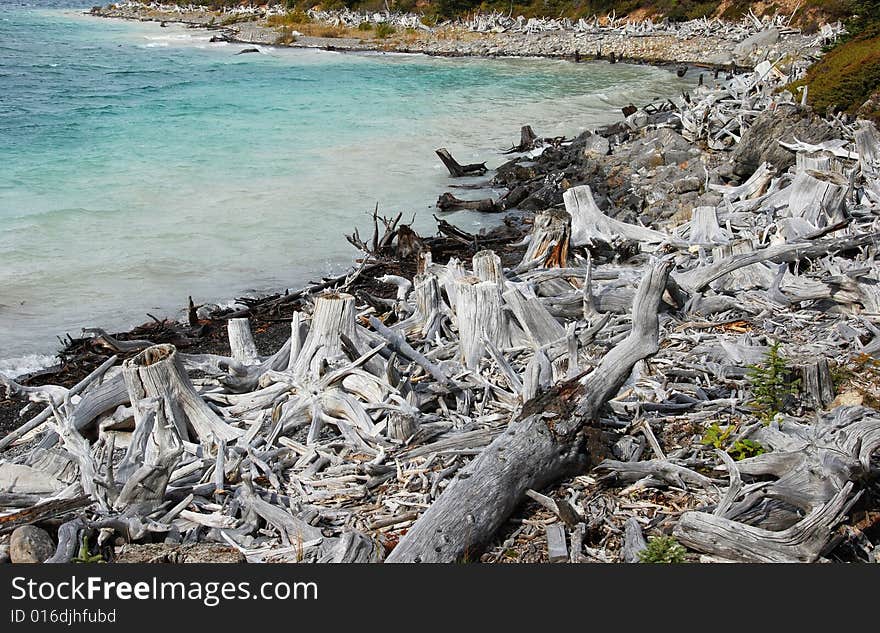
1 54 880 564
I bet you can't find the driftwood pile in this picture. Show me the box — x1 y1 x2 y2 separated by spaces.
2 54 880 563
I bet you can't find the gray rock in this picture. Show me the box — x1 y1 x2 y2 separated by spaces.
663 149 691 166
9 526 55 564
731 105 836 178
0 544 9 564
674 177 702 194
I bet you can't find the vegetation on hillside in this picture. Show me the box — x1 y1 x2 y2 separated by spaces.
791 0 880 122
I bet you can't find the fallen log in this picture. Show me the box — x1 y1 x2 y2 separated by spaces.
385 258 672 562
437 192 500 213
435 148 487 178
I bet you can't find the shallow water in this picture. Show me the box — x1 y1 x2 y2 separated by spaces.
0 1 693 371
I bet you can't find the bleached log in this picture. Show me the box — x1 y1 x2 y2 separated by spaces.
472 250 504 284
675 482 859 562
564 185 671 247
798 359 835 409
291 292 356 380
855 120 880 203
386 412 419 441
368 316 453 387
227 318 260 365
237 474 323 546
622 516 647 563
503 286 565 348
709 162 773 200
386 259 672 563
113 397 183 515
287 311 305 372
455 276 509 370
122 344 240 443
795 151 833 173
0 355 119 451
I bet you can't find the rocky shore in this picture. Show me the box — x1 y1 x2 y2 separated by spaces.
89 3 830 68
2 5 880 565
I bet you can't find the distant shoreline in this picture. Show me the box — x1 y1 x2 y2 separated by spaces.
87 4 823 71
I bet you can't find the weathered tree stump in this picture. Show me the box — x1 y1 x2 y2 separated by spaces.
122 345 240 443
291 292 356 380
454 276 509 370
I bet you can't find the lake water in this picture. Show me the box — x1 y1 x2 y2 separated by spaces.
0 0 692 374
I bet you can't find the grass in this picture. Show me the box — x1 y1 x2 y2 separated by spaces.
790 22 880 122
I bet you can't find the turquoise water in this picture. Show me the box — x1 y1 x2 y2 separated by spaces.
0 1 692 370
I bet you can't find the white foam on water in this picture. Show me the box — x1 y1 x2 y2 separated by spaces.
0 354 60 379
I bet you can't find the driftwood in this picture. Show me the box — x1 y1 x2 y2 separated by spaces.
437 192 499 213
435 148 487 178
386 259 671 562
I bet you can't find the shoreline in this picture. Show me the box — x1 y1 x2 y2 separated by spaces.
87 4 825 71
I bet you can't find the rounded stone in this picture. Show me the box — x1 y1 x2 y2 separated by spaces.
9 525 55 564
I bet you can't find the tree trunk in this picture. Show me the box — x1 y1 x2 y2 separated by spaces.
564 185 670 247
227 318 260 365
787 169 848 228
454 276 509 370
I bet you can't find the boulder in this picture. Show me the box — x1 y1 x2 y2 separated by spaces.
858 90 880 123
731 105 836 178
0 544 9 564
673 176 702 194
9 526 55 564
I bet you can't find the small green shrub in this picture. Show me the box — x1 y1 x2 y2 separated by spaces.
638 536 687 563
375 22 396 39
700 422 734 450
358 21 373 31
747 343 800 423
701 422 766 460
728 438 766 461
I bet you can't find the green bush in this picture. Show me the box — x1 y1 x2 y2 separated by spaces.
638 536 687 563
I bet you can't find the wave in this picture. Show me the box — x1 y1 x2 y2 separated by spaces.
0 353 60 379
